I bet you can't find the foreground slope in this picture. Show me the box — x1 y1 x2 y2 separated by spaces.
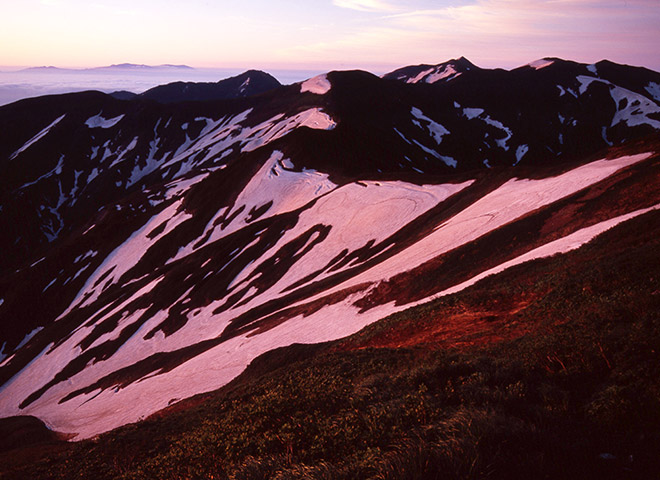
0 58 659 440
2 185 659 479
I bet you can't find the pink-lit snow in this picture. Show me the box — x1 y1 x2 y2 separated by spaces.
300 74 331 95
0 152 653 440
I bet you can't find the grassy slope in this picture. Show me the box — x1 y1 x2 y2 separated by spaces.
2 208 659 480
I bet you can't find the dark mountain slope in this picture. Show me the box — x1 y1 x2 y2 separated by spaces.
0 58 659 445
2 199 659 480
383 56 479 84
132 70 281 103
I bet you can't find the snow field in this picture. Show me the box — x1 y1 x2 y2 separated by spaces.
313 153 652 299
226 180 472 296
430 202 660 299
169 150 337 263
1 152 653 440
59 199 192 317
404 64 461 84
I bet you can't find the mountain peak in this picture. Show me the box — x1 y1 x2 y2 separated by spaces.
453 56 477 69
135 69 281 103
383 57 479 84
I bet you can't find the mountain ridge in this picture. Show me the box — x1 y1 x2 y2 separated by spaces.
118 69 282 103
0 57 659 453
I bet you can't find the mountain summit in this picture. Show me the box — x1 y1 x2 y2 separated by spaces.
383 56 479 84
127 69 282 103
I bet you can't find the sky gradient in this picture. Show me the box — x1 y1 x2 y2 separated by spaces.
2 0 659 71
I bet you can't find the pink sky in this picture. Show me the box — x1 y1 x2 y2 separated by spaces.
1 0 659 71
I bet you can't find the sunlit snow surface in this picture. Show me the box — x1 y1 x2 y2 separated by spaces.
431 202 660 299
403 64 462 84
300 74 331 95
528 59 555 70
0 152 653 439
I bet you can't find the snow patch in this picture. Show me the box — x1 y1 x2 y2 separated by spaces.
528 59 554 70
42 277 58 292
127 119 164 187
646 82 660 102
411 107 450 144
404 64 463 84
464 108 512 150
159 108 336 178
59 200 192 317
463 107 484 120
108 137 139 168
515 145 529 165
295 108 336 131
171 150 337 261
602 126 613 146
227 179 472 294
321 153 652 299
85 113 125 129
434 203 660 298
239 77 250 94
426 65 460 83
87 168 99 183
18 155 65 190
394 128 411 144
16 327 44 351
577 75 599 95
300 74 331 95
579 75 660 130
10 114 66 160
610 84 660 130
412 139 455 166
439 155 457 168
241 108 335 152
407 67 434 84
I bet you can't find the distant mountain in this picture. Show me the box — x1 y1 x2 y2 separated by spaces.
94 63 194 71
19 66 69 73
107 90 138 101
122 69 282 103
0 57 659 478
20 63 194 73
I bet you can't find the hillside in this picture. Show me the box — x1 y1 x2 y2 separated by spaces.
0 57 659 478
2 185 659 479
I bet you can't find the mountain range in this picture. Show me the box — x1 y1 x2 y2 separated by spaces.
20 63 195 73
1 57 659 479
